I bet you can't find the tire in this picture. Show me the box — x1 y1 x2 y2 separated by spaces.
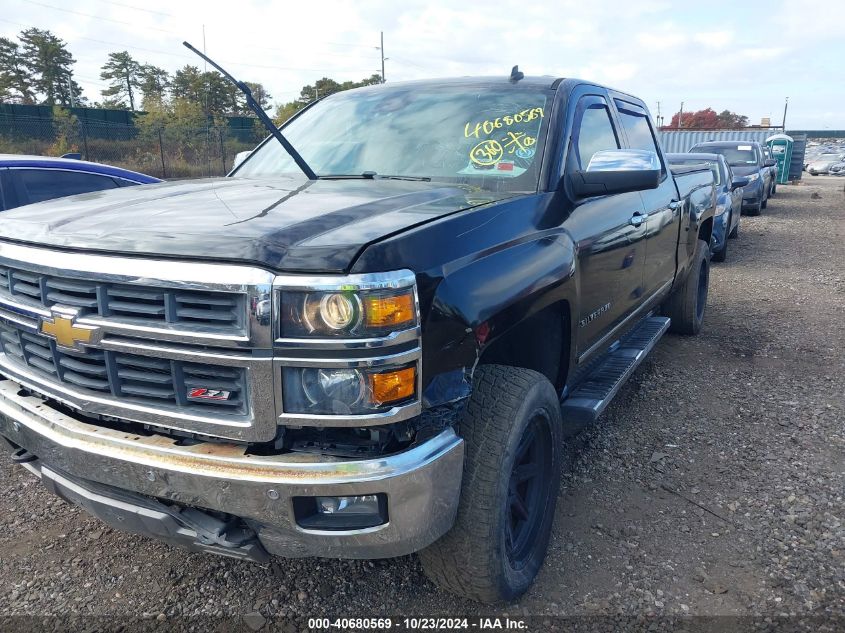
761 196 768 209
746 200 762 216
419 365 563 603
664 238 710 335
712 214 729 262
771 181 777 196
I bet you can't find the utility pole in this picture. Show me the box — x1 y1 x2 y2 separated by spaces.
656 101 662 128
67 76 75 108
678 101 684 129
377 32 386 83
782 97 789 131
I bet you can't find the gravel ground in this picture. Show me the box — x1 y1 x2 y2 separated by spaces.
0 177 843 625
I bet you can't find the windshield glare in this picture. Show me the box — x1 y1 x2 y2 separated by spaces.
695 146 757 166
234 84 552 192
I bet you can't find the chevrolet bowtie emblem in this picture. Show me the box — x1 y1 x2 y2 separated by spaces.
38 308 103 351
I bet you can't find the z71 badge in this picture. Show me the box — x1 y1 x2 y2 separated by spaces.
188 388 232 401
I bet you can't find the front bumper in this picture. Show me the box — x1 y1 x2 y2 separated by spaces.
0 377 464 560
741 179 763 207
711 212 728 252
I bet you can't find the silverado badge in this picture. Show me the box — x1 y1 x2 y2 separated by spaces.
38 307 103 352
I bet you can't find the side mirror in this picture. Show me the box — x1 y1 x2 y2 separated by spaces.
731 177 749 191
232 150 252 170
764 159 777 167
568 149 661 198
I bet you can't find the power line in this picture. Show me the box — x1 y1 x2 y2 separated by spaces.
88 0 175 17
20 0 180 35
0 18 377 75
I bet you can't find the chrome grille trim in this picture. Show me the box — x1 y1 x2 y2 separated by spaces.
0 242 425 436
0 322 248 413
0 241 275 349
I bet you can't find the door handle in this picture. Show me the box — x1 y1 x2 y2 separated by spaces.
629 213 645 227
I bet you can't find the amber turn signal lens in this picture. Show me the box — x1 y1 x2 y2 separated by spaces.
363 292 416 329
369 366 416 405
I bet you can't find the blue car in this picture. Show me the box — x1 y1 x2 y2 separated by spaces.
0 154 160 211
668 153 747 262
688 141 775 216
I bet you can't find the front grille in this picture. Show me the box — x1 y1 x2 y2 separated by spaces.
0 264 244 331
0 323 247 415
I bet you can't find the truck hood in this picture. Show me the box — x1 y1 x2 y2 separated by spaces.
0 177 513 272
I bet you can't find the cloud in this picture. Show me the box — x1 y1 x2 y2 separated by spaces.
1 0 842 128
692 30 733 49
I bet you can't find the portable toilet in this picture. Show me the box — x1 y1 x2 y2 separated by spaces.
766 134 793 184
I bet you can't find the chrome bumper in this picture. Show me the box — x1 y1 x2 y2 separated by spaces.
0 377 464 559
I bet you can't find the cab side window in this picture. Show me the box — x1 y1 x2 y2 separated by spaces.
15 168 119 205
571 98 619 169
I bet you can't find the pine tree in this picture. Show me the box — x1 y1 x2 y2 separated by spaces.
138 64 170 109
19 28 82 106
100 51 142 110
0 36 36 104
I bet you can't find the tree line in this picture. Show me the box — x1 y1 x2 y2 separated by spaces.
0 27 381 125
666 108 750 129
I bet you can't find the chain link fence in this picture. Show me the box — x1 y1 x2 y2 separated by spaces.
0 114 267 179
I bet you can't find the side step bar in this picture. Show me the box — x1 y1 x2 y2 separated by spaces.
562 316 670 434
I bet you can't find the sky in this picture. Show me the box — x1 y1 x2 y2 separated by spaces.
2 0 844 129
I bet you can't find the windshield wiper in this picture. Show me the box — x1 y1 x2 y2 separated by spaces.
320 172 431 182
183 41 318 180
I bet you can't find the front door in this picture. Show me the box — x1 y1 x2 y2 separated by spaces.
562 93 648 358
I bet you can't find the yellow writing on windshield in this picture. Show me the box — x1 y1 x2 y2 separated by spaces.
470 139 504 166
464 107 544 139
502 131 536 154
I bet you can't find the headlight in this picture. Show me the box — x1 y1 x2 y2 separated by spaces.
280 287 417 338
715 202 728 216
283 364 417 414
746 173 759 182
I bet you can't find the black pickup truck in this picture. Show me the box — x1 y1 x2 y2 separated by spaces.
0 76 715 603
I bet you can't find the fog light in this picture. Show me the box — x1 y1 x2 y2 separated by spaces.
294 493 388 530
317 494 379 515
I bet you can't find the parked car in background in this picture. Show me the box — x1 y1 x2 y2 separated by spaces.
807 152 845 175
689 141 774 215
668 153 747 262
761 145 778 196
0 155 160 211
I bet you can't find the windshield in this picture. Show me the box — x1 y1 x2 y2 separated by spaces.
233 84 553 193
694 145 757 166
818 153 842 160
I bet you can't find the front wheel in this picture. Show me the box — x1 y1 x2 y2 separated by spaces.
664 238 710 335
419 365 563 603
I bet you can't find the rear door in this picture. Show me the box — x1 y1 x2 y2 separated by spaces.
613 98 681 300
10 167 120 206
561 88 648 358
